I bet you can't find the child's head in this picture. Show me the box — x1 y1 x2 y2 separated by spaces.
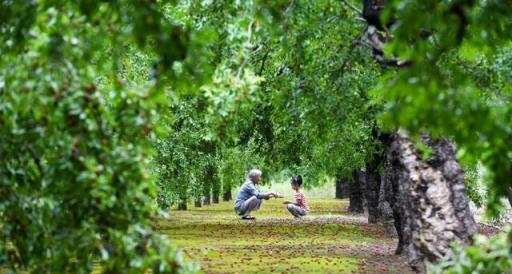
290 175 303 190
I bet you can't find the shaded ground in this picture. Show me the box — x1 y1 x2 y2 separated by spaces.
159 198 414 274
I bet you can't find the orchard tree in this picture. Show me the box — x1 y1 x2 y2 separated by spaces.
184 0 382 184
350 0 512 272
0 1 215 273
155 99 205 210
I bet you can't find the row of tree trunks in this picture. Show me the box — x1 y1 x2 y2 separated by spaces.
344 131 477 271
382 133 477 273
346 164 385 224
194 187 232 208
200 192 220 206
365 132 393 226
343 122 391 222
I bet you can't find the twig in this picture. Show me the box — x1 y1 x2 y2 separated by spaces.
284 0 295 15
28 144 44 177
258 49 271 76
374 54 413 68
340 0 362 16
336 25 368 75
237 20 255 79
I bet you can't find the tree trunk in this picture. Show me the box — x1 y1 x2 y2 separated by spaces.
366 131 392 226
212 178 220 204
210 164 220 204
194 199 202 208
378 158 398 237
223 188 232 201
212 192 220 204
364 162 381 224
507 187 512 208
177 200 187 211
203 180 211 206
203 195 211 206
384 133 477 272
348 170 364 213
335 175 348 199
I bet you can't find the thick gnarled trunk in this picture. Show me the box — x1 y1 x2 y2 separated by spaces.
383 133 476 272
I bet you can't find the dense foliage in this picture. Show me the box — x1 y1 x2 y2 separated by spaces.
153 0 384 211
430 227 512 274
0 1 201 273
158 0 512 271
154 98 265 209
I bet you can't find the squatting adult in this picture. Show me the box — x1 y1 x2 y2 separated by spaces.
234 169 277 220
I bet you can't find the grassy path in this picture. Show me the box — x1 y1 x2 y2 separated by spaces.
159 199 414 274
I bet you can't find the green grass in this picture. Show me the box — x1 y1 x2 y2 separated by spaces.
159 198 414 274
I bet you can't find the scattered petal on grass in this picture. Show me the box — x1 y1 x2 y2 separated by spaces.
161 198 415 274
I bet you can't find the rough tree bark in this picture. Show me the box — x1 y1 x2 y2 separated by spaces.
335 175 349 199
348 170 364 213
383 133 477 272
